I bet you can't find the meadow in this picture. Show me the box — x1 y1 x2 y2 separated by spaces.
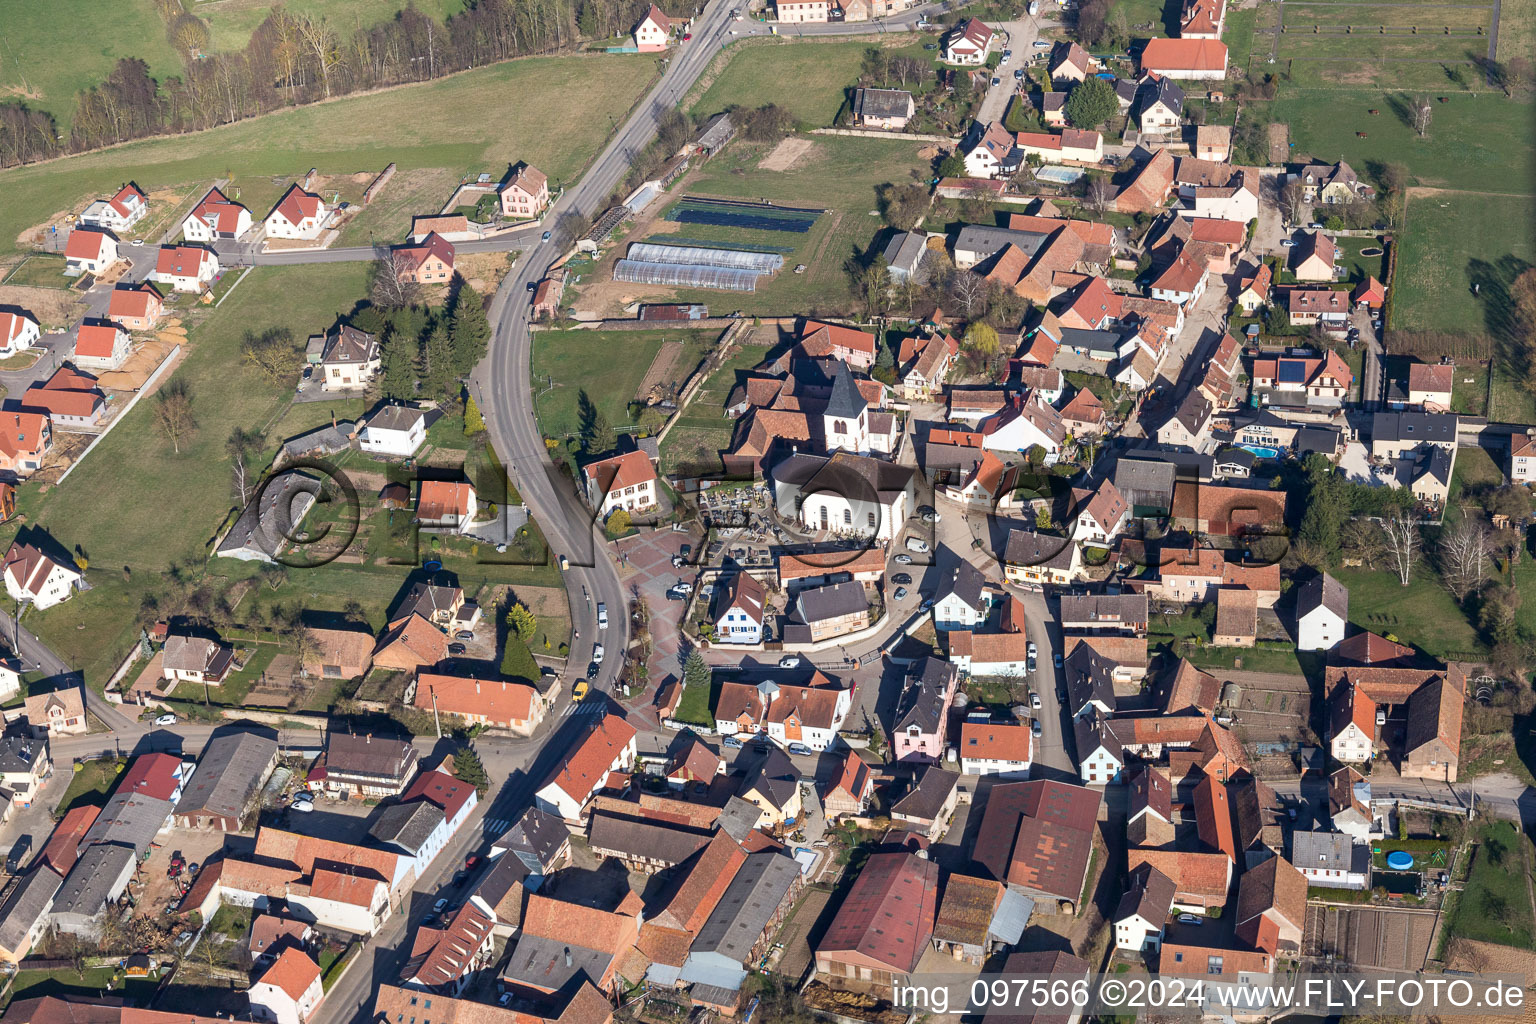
0 55 658 252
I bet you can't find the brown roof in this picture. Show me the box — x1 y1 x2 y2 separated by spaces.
958 721 1033 762
540 713 639 806
1332 630 1417 666
1214 587 1258 640
1059 386 1105 425
1164 659 1221 715
1062 635 1148 669
1408 361 1455 396
254 827 399 884
1141 37 1228 72
272 185 323 225
764 681 845 731
1128 848 1230 902
933 874 1004 946
417 480 475 519
973 780 1100 901
949 630 1030 665
414 673 537 723
1194 775 1237 861
1127 765 1171 823
257 946 321 1001
373 612 448 669
778 547 886 581
1115 149 1175 213
1161 942 1273 976
108 283 162 320
817 851 939 973
1235 854 1306 947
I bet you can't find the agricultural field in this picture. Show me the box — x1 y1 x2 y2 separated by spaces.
530 327 722 446
0 55 658 254
577 133 933 318
689 36 940 130
658 333 783 477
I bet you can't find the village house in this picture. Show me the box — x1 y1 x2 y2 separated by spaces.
1114 863 1177 952
896 331 958 399
161 631 236 687
314 324 381 391
533 712 637 822
975 779 1101 912
182 187 253 242
1048 40 1094 85
0 412 52 479
822 752 874 820
713 571 767 645
250 946 324 1024
894 657 961 762
416 480 477 533
943 18 995 65
1234 855 1306 955
890 766 960 840
1296 161 1375 204
498 164 550 220
0 310 39 357
775 0 831 22
815 852 939 994
1251 349 1353 404
783 581 870 643
947 627 1030 677
1512 433 1536 484
632 4 672 50
1369 410 1458 460
1014 129 1105 165
22 367 106 431
72 320 132 371
1292 831 1369 890
1291 230 1337 282
1406 361 1455 411
357 404 427 458
1133 74 1184 134
1181 0 1227 36
3 540 81 611
1328 662 1465 781
410 673 546 736
108 283 164 331
393 232 455 284
318 731 420 798
1295 572 1348 651
1195 124 1232 161
23 686 86 737
264 186 330 240
80 184 148 233
64 228 118 274
303 627 375 680
173 730 280 832
1235 263 1272 314
0 728 52 810
1002 528 1082 587
853 88 916 130
958 721 1033 778
584 449 658 517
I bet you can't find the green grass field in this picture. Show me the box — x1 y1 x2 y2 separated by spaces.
195 0 467 52
659 337 777 476
690 36 939 130
1332 565 1483 660
531 327 720 445
0 254 70 289
1263 91 1534 192
1449 820 1536 949
0 55 657 253
1280 3 1490 28
1394 190 1536 332
0 0 188 129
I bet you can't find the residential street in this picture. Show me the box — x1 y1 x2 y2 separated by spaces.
973 19 1043 127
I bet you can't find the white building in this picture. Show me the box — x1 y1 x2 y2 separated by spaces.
3 543 83 611
584 449 658 517
957 721 1032 778
933 553 991 632
532 713 638 822
762 683 853 752
80 184 148 234
1292 831 1369 890
775 0 830 21
714 572 767 645
1114 865 1176 952
1074 714 1124 784
1071 480 1130 548
947 630 1030 677
153 244 220 293
980 393 1066 463
357 405 426 458
182 188 253 242
0 310 40 357
249 947 324 1024
943 17 995 65
775 452 916 544
1512 434 1536 484
1330 691 1373 764
264 186 330 240
632 4 672 49
1295 572 1347 652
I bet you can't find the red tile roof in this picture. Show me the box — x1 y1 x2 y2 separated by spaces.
402 768 476 822
74 321 126 359
258 947 321 1001
413 673 536 724
273 185 323 225
1141 37 1228 72
418 480 475 519
817 851 939 973
959 721 1033 762
1194 775 1237 861
584 449 657 496
65 228 113 261
109 283 161 321
540 713 638 805
120 752 186 801
155 244 214 279
22 367 103 420
800 320 876 358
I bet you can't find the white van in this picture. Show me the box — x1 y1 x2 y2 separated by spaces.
597 603 609 629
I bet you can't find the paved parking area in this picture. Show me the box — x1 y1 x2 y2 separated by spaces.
611 529 699 724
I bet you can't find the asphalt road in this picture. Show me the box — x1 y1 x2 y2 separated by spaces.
0 607 135 732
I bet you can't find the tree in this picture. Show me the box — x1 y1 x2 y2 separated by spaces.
1507 56 1531 94
226 426 264 505
1381 512 1420 586
584 407 615 455
937 151 968 179
949 272 989 320
1298 456 1348 556
683 648 711 692
876 182 929 232
963 321 999 356
500 633 539 682
378 331 417 400
1411 95 1433 137
741 103 794 143
1280 180 1308 224
1084 175 1114 215
155 378 197 454
1439 518 1489 602
1075 0 1109 45
606 508 632 536
447 277 491 378
242 326 302 384
1265 302 1290 337
451 744 490 796
371 252 421 309
463 395 486 435
420 321 455 405
505 602 538 643
1064 77 1116 129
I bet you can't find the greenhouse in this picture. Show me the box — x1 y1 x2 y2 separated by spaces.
613 259 761 291
627 242 784 272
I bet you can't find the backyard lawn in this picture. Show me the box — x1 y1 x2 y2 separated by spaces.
0 55 659 253
1332 566 1483 661
1448 820 1536 949
658 336 779 477
53 756 124 816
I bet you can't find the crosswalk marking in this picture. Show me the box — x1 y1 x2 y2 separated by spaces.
482 818 511 834
561 701 604 717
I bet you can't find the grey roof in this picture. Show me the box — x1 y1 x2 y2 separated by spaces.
1116 863 1177 924
82 790 173 857
50 844 135 918
1171 388 1214 441
988 887 1034 945
1113 78 1138 105
1113 456 1176 507
1064 643 1117 716
1058 593 1146 626
1292 830 1369 873
936 548 988 612
0 866 62 951
1295 425 1342 455
772 451 917 503
894 656 958 734
368 799 445 854
326 731 417 782
1059 327 1124 358
495 806 569 872
736 745 799 811
1074 710 1122 762
587 812 709 867
1398 444 1453 487
320 325 378 366
1002 528 1077 570
890 765 960 823
696 112 736 151
1371 411 1457 445
1135 75 1184 120
715 796 763 843
366 404 426 433
1216 447 1255 470
503 932 613 992
282 421 355 458
175 730 278 823
689 850 800 962
0 731 46 775
825 370 868 420
954 225 1050 260
854 87 914 120
882 231 927 273
1297 572 1348 622
216 469 321 562
795 580 868 625
473 848 530 919
393 581 462 621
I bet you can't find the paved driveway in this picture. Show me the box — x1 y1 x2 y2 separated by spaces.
611 528 698 723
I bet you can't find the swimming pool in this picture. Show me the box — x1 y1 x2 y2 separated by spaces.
1240 444 1280 459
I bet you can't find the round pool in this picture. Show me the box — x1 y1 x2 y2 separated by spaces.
1386 850 1414 870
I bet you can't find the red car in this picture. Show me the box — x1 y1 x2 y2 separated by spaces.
683 32 692 40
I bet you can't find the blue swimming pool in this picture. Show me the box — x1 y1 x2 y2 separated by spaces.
1240 444 1280 459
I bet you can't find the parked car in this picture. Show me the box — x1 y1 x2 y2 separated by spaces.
924 42 938 49
290 800 313 813
919 597 935 612
894 586 909 601
455 630 475 641
991 76 1001 85
448 643 467 655
1054 653 1063 668
597 602 609 629
1032 39 1050 47
154 714 177 726
1308 221 1324 229
434 898 450 913
572 681 590 702
1179 914 1203 925
541 231 552 241
1014 68 1025 79
592 644 605 664
1031 692 1042 709
1031 718 1042 737
1280 239 1296 248
779 655 802 669
892 573 912 585
921 509 942 523
787 742 813 756
722 735 743 749
1002 48 1012 57
673 580 694 594
1027 641 1038 659
895 554 913 564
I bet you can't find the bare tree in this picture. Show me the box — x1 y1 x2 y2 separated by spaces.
155 379 197 454
1280 180 1308 223
242 327 302 384
1411 95 1433 138
1380 513 1420 586
1439 518 1488 601
371 250 422 309
227 427 264 505
949 271 989 320
1085 176 1114 214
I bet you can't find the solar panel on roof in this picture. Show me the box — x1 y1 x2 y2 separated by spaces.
1277 360 1306 384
